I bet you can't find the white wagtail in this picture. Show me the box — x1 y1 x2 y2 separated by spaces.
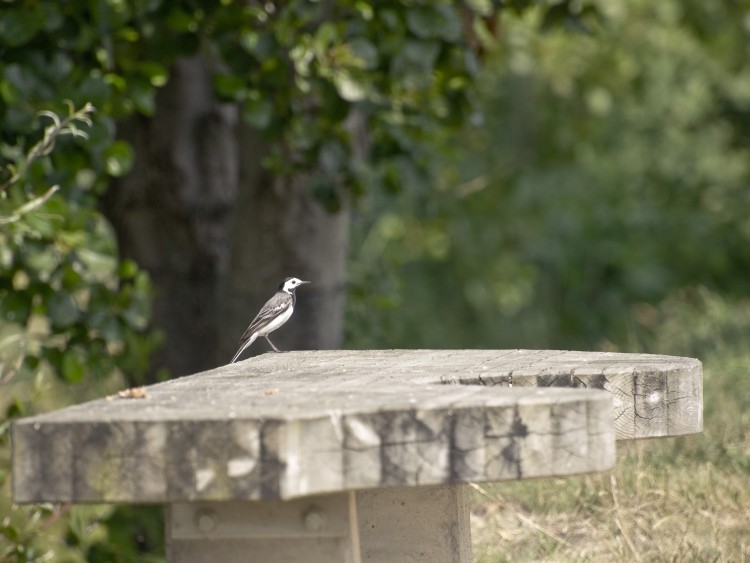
230 277 310 363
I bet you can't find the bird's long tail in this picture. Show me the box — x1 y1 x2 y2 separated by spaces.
231 333 258 363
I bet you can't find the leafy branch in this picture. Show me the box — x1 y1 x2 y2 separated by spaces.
0 184 60 225
0 101 94 225
0 101 94 226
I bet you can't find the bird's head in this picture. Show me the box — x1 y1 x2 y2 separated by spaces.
280 277 311 293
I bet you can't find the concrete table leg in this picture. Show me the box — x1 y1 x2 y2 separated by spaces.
357 484 472 563
166 484 471 563
167 492 362 563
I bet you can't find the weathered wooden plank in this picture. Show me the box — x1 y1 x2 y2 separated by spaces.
12 421 74 501
12 350 700 504
15 387 611 503
431 349 703 440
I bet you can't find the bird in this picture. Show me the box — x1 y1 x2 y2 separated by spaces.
230 277 311 363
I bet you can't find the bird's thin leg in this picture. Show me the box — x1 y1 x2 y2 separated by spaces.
265 336 282 353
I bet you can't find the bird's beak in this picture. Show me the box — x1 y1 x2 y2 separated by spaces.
301 280 311 285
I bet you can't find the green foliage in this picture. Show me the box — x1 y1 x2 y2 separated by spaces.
1 2 166 555
0 103 157 386
347 0 750 352
206 1 497 210
0 104 161 561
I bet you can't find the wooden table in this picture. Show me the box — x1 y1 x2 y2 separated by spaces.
12 350 702 562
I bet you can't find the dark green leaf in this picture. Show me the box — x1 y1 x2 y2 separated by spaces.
348 38 379 70
243 97 274 130
0 9 45 46
5 397 26 419
214 74 247 101
406 6 461 42
0 291 31 324
47 292 80 327
390 40 441 79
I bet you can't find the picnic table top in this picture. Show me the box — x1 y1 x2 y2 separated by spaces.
12 349 702 504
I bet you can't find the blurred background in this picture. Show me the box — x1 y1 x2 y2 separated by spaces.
1 0 749 560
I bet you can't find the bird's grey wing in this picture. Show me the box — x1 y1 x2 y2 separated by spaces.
239 294 291 343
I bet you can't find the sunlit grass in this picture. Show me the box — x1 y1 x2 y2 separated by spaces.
471 292 750 561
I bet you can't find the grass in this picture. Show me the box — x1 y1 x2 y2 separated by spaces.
470 291 750 562
471 440 750 561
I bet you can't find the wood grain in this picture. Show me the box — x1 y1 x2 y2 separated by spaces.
12 350 701 504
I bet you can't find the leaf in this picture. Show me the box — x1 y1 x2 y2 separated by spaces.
166 8 195 31
0 9 45 46
41 2 64 32
243 97 274 130
118 259 139 280
47 292 80 328
62 350 86 383
2 64 40 101
77 247 117 280
406 6 461 42
214 73 247 101
390 40 441 81
23 246 62 280
138 61 168 87
505 0 534 15
333 72 370 102
122 286 151 330
0 519 21 542
348 38 379 70
129 81 156 116
104 141 134 177
0 291 31 324
5 397 26 419
311 175 342 213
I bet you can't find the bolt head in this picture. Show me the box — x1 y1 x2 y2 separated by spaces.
303 507 325 531
195 509 217 533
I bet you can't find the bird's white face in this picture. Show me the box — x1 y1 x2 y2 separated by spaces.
282 277 310 292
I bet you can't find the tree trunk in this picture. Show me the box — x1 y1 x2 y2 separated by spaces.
218 123 349 362
104 55 348 377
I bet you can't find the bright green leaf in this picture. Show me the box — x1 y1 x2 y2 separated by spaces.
62 349 85 383
138 62 168 87
104 141 134 177
333 72 370 102
119 259 139 280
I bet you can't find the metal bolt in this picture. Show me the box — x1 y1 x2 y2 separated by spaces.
195 508 217 533
303 507 325 531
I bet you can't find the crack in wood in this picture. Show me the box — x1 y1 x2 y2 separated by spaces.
11 350 701 503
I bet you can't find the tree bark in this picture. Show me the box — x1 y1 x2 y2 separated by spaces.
219 124 349 362
103 55 348 377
